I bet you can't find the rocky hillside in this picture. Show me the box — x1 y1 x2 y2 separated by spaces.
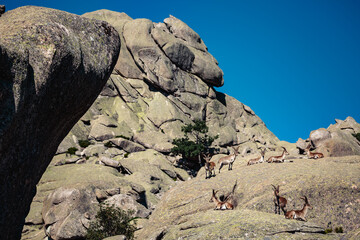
21 9 281 240
137 154 360 239
20 8 360 240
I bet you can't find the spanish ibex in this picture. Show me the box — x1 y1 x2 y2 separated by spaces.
247 148 266 165
305 144 324 159
218 146 239 173
203 153 216 179
285 196 313 221
272 184 287 215
209 181 237 210
267 147 289 163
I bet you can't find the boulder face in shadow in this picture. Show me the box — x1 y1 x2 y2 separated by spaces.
0 6 120 239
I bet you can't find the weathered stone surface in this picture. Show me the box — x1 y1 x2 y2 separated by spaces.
133 130 173 153
110 137 146 152
299 117 360 157
42 187 98 240
82 144 107 157
104 194 151 218
147 92 189 127
103 235 127 240
296 138 309 152
0 6 119 239
99 156 121 168
89 115 123 141
310 128 331 147
23 163 148 239
83 10 143 80
137 155 360 239
164 15 207 51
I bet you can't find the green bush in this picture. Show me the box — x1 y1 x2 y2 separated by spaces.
124 153 129 158
171 120 218 166
86 204 137 240
67 147 78 155
78 139 91 148
104 141 114 148
324 228 333 234
335 226 343 233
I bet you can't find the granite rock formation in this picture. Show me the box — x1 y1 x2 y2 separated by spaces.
297 117 360 157
137 154 360 239
22 10 280 240
0 6 120 239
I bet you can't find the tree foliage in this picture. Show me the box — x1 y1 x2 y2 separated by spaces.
171 120 218 164
86 204 137 240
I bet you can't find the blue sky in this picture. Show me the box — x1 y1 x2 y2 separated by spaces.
5 0 360 143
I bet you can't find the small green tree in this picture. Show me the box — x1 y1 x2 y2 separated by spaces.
171 120 218 166
86 204 137 240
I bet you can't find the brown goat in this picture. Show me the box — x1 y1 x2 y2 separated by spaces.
203 153 216 179
305 145 324 159
285 196 313 221
272 184 287 215
209 189 234 210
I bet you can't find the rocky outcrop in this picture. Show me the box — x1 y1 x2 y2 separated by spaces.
23 10 280 239
137 155 360 239
0 6 120 239
57 10 278 159
297 117 360 157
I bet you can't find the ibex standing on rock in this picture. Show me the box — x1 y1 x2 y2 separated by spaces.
218 146 239 173
305 144 324 159
272 185 287 215
285 196 313 221
247 148 266 166
267 147 289 163
203 153 216 179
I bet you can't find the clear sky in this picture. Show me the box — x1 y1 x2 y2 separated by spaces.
4 0 360 143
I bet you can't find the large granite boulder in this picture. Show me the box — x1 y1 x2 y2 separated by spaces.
0 6 120 239
297 117 360 157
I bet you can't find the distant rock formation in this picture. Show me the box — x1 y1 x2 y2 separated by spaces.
0 6 120 239
296 116 360 157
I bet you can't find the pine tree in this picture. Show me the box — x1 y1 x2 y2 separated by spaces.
171 120 218 166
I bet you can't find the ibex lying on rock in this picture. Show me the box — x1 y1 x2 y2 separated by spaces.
247 148 266 165
209 181 237 210
209 189 234 210
285 196 313 221
267 147 289 163
272 185 287 215
203 153 216 179
218 146 239 173
305 144 324 159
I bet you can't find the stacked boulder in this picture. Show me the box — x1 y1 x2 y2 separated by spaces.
296 116 360 157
